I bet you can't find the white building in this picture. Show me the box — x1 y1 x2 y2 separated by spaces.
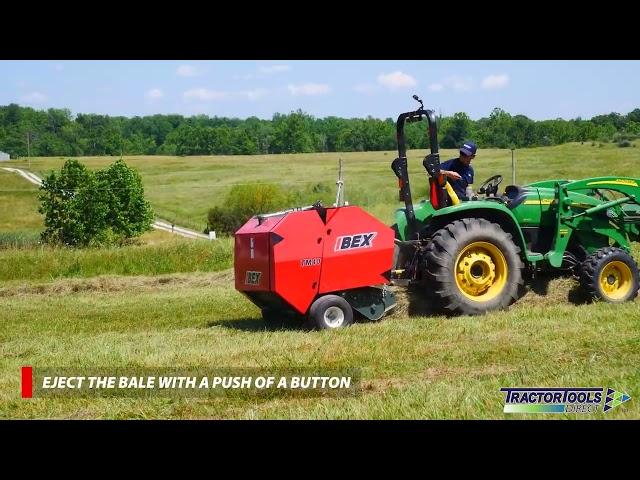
0 151 9 161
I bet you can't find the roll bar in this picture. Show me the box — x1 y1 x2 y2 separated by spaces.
391 95 443 238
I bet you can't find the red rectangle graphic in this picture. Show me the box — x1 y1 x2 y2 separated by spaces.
21 366 33 398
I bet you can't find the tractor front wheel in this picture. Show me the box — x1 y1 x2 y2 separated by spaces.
424 218 525 315
579 247 639 303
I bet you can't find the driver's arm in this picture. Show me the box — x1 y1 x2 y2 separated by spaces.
441 170 461 180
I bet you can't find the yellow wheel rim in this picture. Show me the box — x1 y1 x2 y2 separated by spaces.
455 241 508 302
599 261 633 300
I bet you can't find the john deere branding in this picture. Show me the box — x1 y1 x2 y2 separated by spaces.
300 257 321 267
334 232 377 252
245 271 262 285
587 179 638 187
501 387 630 414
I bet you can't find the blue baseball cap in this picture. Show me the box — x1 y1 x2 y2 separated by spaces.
460 141 477 156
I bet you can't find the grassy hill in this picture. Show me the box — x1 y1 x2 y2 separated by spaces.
6 142 640 231
1 143 639 419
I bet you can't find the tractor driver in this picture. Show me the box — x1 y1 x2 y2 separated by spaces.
440 140 476 201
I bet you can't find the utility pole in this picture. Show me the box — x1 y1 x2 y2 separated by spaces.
511 148 516 185
27 131 31 170
335 158 345 207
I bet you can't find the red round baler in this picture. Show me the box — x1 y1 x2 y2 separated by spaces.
234 204 397 329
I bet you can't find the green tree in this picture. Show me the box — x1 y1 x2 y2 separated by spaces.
38 160 108 246
441 112 472 148
38 159 153 246
96 159 154 239
271 111 314 153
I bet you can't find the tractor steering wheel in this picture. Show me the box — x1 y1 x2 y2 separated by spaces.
477 175 503 197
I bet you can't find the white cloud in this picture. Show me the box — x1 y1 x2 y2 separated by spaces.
145 88 164 100
183 88 229 101
259 65 290 74
481 74 510 90
177 65 198 77
430 76 475 93
240 88 270 100
377 71 417 90
446 76 474 92
288 83 331 96
20 91 47 104
354 83 379 94
183 88 270 102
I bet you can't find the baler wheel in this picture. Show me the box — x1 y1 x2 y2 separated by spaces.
308 295 354 330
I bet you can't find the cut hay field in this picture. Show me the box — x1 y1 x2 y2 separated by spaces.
1 269 638 419
1 143 639 419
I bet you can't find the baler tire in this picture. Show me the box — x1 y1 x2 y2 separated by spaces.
308 295 354 330
424 218 525 315
579 247 639 303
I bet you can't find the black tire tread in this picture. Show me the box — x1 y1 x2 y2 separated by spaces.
579 246 639 302
308 294 354 330
424 218 526 315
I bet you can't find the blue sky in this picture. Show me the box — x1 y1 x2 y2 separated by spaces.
1 60 639 120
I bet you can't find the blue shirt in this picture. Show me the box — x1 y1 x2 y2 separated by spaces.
440 158 474 201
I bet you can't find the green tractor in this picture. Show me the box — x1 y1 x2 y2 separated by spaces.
391 96 640 315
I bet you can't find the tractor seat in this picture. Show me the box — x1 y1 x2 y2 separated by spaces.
502 185 528 209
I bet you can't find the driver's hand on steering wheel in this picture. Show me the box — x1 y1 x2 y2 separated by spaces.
442 170 461 181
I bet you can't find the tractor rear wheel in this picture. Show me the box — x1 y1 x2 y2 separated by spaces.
308 295 354 330
424 218 525 315
579 247 639 303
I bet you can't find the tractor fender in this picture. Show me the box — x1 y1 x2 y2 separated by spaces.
429 203 531 263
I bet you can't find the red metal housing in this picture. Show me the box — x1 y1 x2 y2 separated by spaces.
234 206 395 315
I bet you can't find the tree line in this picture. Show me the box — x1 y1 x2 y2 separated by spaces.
2 103 640 158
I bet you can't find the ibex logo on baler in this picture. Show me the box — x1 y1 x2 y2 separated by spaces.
334 232 377 252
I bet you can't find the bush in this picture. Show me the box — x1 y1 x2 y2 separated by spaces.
206 206 241 236
612 132 638 143
617 140 632 148
38 159 154 247
207 183 296 236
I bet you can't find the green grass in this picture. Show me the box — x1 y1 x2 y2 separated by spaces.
6 142 640 230
0 236 233 282
0 169 43 245
1 144 640 419
1 272 638 419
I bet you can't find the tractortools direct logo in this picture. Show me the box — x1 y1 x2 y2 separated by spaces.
603 388 632 412
500 387 631 414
